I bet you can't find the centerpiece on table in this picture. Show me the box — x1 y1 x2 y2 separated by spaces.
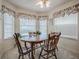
36 31 41 35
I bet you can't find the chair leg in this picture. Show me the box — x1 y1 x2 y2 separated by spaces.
22 55 24 59
25 42 31 59
33 44 36 55
33 49 35 55
56 46 58 51
54 54 57 59
47 51 49 59
54 50 57 59
28 52 31 59
18 55 21 59
39 48 43 59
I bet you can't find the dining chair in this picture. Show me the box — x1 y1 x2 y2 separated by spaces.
51 32 61 51
39 33 61 59
13 33 31 59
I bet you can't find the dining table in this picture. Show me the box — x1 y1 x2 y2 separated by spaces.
21 34 48 59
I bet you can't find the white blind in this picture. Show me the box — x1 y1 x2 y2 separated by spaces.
3 13 14 39
53 13 78 39
54 14 77 25
20 16 36 35
39 17 47 34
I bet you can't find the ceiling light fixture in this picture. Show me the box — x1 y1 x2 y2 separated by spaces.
36 0 50 8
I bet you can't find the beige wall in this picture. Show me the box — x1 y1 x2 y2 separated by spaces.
0 13 3 59
0 0 2 10
0 0 2 38
78 13 79 41
0 0 3 59
2 0 16 11
0 0 16 59
0 11 2 39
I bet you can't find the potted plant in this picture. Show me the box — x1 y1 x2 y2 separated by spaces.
36 31 41 35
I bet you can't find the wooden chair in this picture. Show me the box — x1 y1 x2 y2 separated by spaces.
51 32 61 51
39 33 61 59
13 33 31 59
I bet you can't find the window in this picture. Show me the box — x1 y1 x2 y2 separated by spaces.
20 16 36 35
53 13 78 39
3 12 14 39
39 17 47 35
20 16 48 36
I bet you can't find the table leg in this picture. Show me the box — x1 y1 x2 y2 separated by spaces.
31 43 35 59
24 42 31 59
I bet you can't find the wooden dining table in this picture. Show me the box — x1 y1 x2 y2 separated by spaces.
21 34 48 59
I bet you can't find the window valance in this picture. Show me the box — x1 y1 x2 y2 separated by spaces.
38 16 49 20
1 5 49 19
2 5 15 16
17 13 36 18
52 3 79 19
18 15 36 20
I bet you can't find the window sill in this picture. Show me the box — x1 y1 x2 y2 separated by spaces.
4 37 14 40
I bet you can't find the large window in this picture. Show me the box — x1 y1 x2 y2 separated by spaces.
53 13 78 39
3 12 14 39
20 16 48 35
20 16 36 35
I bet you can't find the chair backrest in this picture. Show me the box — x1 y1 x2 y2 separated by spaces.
13 33 23 54
45 34 55 49
54 32 61 46
47 32 61 49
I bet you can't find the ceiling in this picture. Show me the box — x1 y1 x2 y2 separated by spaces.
6 0 73 13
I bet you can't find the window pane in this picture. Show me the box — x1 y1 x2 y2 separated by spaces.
20 16 36 35
4 13 14 39
39 17 47 35
53 13 78 39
